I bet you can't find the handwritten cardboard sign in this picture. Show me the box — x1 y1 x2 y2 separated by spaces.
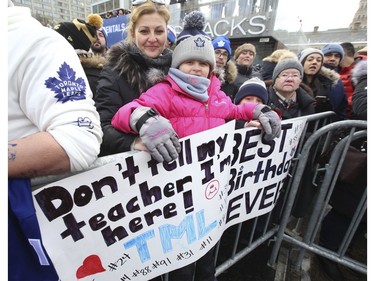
33 118 306 280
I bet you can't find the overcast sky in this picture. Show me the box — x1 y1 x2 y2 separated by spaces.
274 0 362 32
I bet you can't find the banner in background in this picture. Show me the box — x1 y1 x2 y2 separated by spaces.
33 118 306 281
103 15 129 47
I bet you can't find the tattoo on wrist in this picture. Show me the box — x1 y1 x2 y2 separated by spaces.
8 143 17 161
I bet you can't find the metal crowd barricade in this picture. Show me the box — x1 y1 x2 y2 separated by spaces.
268 119 367 276
211 111 339 278
33 112 356 280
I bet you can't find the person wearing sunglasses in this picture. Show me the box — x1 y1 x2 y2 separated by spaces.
94 0 172 157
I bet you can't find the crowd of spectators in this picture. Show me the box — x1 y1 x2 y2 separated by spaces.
105 8 131 18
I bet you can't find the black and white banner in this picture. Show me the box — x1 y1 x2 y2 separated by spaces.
33 118 306 280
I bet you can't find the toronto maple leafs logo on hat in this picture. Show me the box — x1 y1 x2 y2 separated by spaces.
212 35 232 59
194 37 206 48
217 40 226 48
172 11 216 70
45 62 87 103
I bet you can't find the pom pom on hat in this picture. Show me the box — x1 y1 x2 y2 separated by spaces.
272 58 304 84
172 11 215 71
175 11 211 45
234 77 268 105
167 25 177 44
298 47 324 64
87 13 103 29
212 35 232 59
321 43 344 62
54 13 103 51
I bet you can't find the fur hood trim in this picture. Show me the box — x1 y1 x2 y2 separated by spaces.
79 54 106 69
319 66 340 85
351 60 367 85
225 60 238 84
105 42 170 93
147 67 167 85
213 60 238 85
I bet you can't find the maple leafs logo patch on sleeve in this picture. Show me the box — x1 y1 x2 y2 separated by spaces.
45 62 87 103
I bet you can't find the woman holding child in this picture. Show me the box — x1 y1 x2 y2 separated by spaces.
95 0 172 156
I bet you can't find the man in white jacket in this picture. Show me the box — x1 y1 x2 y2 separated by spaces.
8 1 103 280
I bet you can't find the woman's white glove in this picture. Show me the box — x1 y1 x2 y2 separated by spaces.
130 107 181 162
252 104 281 141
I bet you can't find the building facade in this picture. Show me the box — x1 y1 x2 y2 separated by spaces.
12 0 93 26
12 0 367 61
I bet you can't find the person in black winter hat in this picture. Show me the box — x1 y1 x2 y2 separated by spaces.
234 77 270 129
234 77 268 105
54 14 103 52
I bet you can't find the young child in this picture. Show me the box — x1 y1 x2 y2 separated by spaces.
234 77 269 129
111 11 280 164
111 11 280 280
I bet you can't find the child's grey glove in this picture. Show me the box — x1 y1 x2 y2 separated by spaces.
130 107 181 163
252 104 281 141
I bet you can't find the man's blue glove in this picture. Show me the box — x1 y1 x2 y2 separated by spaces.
130 107 181 162
252 104 281 141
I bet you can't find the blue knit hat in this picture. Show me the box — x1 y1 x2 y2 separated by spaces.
212 35 232 59
234 77 268 105
98 27 108 47
172 11 215 71
167 25 176 44
321 43 344 62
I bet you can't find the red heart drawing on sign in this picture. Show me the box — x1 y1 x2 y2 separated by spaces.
76 254 106 279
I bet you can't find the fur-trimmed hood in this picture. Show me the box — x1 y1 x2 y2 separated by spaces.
351 60 367 86
105 42 172 93
318 66 341 86
79 54 106 69
213 60 238 85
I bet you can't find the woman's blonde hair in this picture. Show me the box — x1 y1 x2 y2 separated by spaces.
126 0 170 44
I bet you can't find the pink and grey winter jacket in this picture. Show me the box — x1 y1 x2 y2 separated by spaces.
111 74 258 138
